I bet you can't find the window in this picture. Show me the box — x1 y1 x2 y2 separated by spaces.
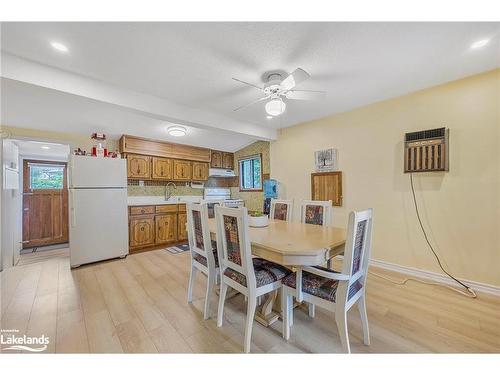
239 154 262 191
29 163 65 189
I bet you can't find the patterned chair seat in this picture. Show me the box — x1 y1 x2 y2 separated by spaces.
192 240 219 268
282 266 363 302
224 258 291 287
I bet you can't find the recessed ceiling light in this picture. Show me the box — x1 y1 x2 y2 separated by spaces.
470 39 490 50
167 126 187 137
41 146 51 150
50 41 69 53
266 115 273 119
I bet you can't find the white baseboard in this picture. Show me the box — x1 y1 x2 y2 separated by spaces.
368 258 500 297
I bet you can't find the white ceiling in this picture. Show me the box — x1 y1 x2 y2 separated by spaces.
14 139 70 161
1 78 258 152
1 22 499 149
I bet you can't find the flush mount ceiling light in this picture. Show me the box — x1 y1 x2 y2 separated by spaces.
41 146 51 150
265 99 286 116
470 39 490 50
167 125 187 137
266 115 273 119
50 41 69 53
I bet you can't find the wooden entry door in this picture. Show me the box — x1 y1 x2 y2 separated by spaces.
22 160 69 249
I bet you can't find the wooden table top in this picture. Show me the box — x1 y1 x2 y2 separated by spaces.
207 218 346 266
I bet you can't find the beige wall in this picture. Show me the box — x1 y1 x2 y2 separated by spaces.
270 69 500 287
231 141 270 212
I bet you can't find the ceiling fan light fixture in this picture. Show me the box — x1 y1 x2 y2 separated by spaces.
265 99 286 116
167 125 187 137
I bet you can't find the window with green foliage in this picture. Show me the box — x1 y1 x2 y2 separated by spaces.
29 164 65 190
239 154 262 191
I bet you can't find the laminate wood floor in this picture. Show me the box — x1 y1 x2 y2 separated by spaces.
1 248 499 353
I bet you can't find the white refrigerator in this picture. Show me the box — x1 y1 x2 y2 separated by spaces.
69 156 129 267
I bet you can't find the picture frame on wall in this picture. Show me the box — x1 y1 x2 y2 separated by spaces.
315 148 338 172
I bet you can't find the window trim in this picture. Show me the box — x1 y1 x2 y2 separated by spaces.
23 159 68 192
238 153 263 192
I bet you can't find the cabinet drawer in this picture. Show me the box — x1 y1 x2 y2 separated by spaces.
130 206 155 215
156 205 178 214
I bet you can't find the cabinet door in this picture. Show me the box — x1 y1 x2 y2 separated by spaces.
155 213 178 244
152 157 172 180
211 151 222 168
129 216 155 247
311 172 343 206
173 160 192 180
222 152 234 169
177 212 188 241
192 162 209 181
127 154 151 179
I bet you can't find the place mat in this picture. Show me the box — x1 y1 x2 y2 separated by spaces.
166 244 190 254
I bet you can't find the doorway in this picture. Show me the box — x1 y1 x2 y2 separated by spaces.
22 159 69 249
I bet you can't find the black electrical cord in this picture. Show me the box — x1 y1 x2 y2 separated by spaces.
409 173 473 292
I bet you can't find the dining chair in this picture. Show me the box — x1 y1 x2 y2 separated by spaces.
300 199 333 226
270 199 293 222
187 202 220 320
281 208 374 353
215 205 291 353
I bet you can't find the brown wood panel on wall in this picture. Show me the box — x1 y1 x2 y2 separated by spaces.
22 160 69 248
311 172 343 206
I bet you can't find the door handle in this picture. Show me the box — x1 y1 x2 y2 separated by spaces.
71 193 77 228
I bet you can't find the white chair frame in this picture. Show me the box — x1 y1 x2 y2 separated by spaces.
215 206 284 353
282 209 374 353
270 199 293 222
300 199 333 227
187 203 219 320
200 199 226 219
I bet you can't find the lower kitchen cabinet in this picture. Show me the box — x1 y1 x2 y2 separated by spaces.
177 212 188 241
128 204 188 252
129 216 155 248
155 213 177 244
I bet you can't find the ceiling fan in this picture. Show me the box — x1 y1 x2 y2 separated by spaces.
232 68 326 116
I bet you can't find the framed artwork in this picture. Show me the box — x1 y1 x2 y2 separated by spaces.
315 148 338 172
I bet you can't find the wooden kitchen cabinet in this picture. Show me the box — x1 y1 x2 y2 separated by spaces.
152 157 172 180
155 213 178 244
211 150 222 168
129 216 155 248
173 159 192 180
127 154 151 179
192 162 209 181
222 152 234 169
177 212 188 241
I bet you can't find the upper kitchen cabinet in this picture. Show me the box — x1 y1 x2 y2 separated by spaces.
120 135 210 162
127 154 151 179
192 162 209 181
173 159 192 180
210 150 234 169
211 150 222 168
152 157 172 180
222 152 234 169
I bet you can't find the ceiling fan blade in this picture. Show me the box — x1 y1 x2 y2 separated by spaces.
233 96 270 111
280 68 310 91
232 77 264 91
286 90 326 101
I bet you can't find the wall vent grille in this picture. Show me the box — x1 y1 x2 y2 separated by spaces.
404 127 449 173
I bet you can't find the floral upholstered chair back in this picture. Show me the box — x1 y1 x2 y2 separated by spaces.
300 200 333 226
270 199 293 222
214 205 256 287
336 209 373 305
186 203 217 270
203 200 224 219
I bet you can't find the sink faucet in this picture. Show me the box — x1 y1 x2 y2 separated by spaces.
165 182 177 201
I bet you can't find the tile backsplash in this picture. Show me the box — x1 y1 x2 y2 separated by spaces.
127 185 203 197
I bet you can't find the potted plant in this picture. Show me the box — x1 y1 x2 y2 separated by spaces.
248 211 269 227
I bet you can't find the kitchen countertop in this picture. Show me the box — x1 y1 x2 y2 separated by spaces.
127 195 202 206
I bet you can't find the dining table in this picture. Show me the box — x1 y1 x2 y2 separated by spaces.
207 218 347 326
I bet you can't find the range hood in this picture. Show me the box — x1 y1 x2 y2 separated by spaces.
209 168 236 177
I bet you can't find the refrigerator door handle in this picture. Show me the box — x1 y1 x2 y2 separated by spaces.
71 192 77 228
